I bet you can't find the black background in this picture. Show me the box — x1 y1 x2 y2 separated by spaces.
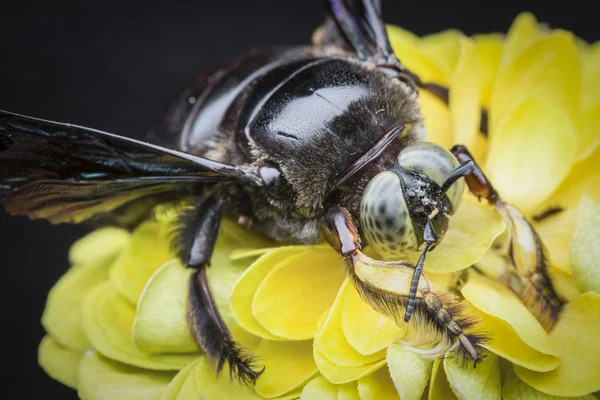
1 0 596 398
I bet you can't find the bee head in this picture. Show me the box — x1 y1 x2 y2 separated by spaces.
359 142 466 257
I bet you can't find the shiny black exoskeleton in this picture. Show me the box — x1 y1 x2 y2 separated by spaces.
1 0 562 385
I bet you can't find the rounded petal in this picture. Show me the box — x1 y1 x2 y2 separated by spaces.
231 247 311 340
386 344 431 400
392 194 504 272
193 357 262 400
419 91 454 148
444 352 501 400
575 105 600 161
254 340 317 398
110 221 176 305
499 13 542 69
160 359 200 400
503 369 596 400
176 367 202 400
472 308 559 372
486 96 578 211
341 281 403 356
253 248 345 340
133 260 197 354
77 352 174 400
428 359 457 400
357 366 399 400
545 146 600 209
491 32 581 133
230 247 278 261
42 257 112 352
338 383 360 400
314 310 387 385
551 268 581 303
570 193 600 293
534 206 578 274
580 41 600 112
461 273 559 358
69 227 131 267
450 36 481 151
515 293 600 396
300 376 338 400
38 336 81 389
82 283 196 370
474 34 504 108
316 279 386 366
420 30 461 81
387 25 447 85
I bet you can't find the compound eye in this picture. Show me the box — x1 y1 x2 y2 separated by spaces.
360 171 418 257
259 164 283 197
397 142 464 212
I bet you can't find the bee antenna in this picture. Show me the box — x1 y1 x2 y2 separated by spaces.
439 160 475 197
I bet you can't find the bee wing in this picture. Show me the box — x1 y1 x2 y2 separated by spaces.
321 0 395 63
0 110 262 224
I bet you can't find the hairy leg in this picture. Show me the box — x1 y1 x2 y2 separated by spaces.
451 145 563 330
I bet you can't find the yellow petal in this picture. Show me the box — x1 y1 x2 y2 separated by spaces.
160 359 200 400
420 30 461 81
230 247 278 260
580 41 600 112
450 36 481 151
474 34 504 108
42 257 112 353
550 268 581 303
341 282 403 356
472 307 559 372
133 260 196 354
176 368 202 400
253 247 346 340
515 292 600 396
503 369 596 400
486 96 578 211
576 105 600 161
110 221 176 305
193 357 262 400
69 227 131 267
317 279 386 366
231 247 311 340
462 273 558 357
357 366 399 400
499 13 541 70
77 352 173 400
394 194 504 273
38 336 81 389
219 217 274 248
254 340 317 398
314 347 386 385
534 206 578 274
419 91 454 149
570 193 600 293
386 344 431 400
82 283 196 370
444 352 501 400
491 32 581 134
429 359 457 400
387 25 447 85
300 376 338 400
545 146 600 209
338 383 360 400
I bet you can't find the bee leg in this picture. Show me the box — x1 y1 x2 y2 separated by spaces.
322 205 487 365
404 220 437 322
174 196 264 385
451 145 563 330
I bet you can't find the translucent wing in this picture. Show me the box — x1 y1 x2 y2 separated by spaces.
0 110 261 224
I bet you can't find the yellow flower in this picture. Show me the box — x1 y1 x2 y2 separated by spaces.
38 13 600 400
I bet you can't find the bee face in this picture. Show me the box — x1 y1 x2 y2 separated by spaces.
359 142 463 256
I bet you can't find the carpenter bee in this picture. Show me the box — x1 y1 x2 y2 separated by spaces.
0 0 562 384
